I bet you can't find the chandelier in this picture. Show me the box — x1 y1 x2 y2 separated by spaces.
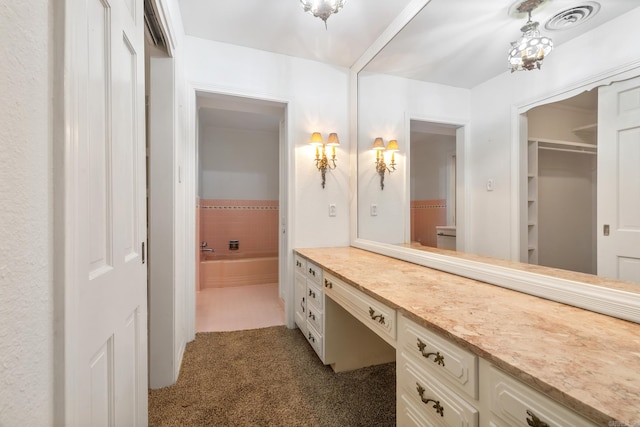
300 0 347 29
508 1 553 72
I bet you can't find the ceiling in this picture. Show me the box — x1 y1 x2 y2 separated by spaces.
182 1 637 131
178 0 414 68
180 0 640 89
364 0 640 88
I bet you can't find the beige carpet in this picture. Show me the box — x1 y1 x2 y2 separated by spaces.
149 326 396 426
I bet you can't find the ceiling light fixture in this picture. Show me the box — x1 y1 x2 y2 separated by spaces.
508 0 553 73
300 0 347 29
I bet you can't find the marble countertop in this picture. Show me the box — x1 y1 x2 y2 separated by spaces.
295 246 640 426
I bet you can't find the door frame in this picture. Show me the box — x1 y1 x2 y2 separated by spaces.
187 83 295 329
512 64 640 264
403 114 468 251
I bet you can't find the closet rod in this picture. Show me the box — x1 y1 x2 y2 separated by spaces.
530 137 596 149
538 146 596 155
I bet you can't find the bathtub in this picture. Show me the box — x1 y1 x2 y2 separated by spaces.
200 252 278 288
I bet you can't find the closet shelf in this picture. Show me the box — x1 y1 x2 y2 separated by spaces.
572 123 597 133
572 123 597 144
529 137 596 154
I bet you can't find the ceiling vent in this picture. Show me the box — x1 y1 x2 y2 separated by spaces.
544 2 600 31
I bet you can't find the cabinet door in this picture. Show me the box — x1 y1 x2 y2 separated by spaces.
294 274 307 335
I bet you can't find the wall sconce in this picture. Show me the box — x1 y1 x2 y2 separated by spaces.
372 137 399 190
310 132 339 189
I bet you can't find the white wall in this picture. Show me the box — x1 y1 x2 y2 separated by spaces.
410 133 456 201
199 126 279 200
469 7 640 260
528 104 597 144
147 0 194 389
358 72 470 244
0 1 54 424
184 36 351 249
538 150 596 273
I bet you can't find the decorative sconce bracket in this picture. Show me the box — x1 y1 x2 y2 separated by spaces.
372 138 399 190
310 132 339 189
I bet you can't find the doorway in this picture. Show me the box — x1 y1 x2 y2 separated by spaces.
524 90 598 274
195 93 287 331
409 119 460 250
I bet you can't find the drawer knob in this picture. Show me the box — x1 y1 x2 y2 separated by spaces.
368 307 386 325
308 311 316 321
308 332 316 343
308 289 316 298
308 268 316 276
417 338 446 366
526 410 550 427
416 383 444 417
301 298 305 313
324 279 333 289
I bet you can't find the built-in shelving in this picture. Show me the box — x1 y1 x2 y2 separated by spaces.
530 137 597 155
527 140 538 265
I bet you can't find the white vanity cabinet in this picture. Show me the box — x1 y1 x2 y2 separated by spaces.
294 254 325 362
397 315 479 427
323 271 396 346
294 255 308 336
396 314 600 427
292 248 635 425
489 367 598 427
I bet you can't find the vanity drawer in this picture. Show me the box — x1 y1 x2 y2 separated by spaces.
306 281 323 310
294 254 306 276
306 261 322 285
305 323 324 360
294 274 307 335
489 367 597 427
398 354 479 427
397 394 434 427
399 315 478 399
323 272 396 345
307 305 323 334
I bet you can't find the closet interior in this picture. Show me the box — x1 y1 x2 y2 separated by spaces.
527 90 598 274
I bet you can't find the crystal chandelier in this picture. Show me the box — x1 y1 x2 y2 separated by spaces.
508 2 553 72
300 0 347 29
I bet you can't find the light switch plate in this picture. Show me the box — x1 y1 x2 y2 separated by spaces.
371 204 378 216
329 204 337 217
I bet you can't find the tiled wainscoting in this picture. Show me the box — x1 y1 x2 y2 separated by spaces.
410 199 446 247
198 199 279 288
199 199 279 257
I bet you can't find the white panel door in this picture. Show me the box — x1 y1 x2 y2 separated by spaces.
598 76 640 283
65 0 147 425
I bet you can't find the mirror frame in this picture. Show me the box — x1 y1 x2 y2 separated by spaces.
349 0 640 324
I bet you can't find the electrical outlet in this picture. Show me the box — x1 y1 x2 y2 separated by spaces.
329 204 337 217
486 179 494 191
370 204 378 216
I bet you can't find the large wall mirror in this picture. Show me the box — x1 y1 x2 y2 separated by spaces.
353 0 640 323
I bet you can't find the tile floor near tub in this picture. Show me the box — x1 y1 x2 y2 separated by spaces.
196 283 285 332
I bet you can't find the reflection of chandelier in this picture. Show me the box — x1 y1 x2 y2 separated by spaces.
508 2 553 72
300 0 347 29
